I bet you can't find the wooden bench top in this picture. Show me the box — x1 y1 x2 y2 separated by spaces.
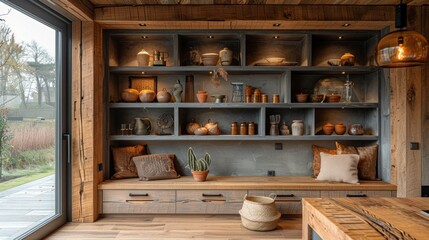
98 176 397 191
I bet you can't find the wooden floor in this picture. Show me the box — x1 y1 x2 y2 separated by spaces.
45 215 302 240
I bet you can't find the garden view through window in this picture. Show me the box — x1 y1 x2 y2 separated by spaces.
0 2 61 239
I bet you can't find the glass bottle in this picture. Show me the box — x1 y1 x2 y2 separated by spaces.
344 74 354 102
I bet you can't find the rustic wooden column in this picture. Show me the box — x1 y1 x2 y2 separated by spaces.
71 21 104 222
390 6 424 197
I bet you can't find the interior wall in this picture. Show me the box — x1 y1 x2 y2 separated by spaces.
422 5 429 187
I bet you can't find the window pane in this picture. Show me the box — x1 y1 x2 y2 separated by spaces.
0 2 59 239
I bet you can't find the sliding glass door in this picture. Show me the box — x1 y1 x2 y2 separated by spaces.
0 1 69 239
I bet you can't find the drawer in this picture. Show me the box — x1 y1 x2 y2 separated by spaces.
102 190 175 214
248 190 320 215
176 190 246 214
321 190 394 198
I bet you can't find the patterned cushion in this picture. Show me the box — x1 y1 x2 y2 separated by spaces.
133 154 180 181
111 144 146 179
312 145 337 177
336 142 378 180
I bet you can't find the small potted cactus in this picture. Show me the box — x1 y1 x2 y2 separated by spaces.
187 147 211 182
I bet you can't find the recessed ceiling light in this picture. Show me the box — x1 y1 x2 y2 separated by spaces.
142 36 149 39
273 36 280 39
141 71 145 74
342 23 351 27
139 23 147 27
209 71 213 74
273 23 281 27
341 71 346 75
207 35 214 39
338 36 343 40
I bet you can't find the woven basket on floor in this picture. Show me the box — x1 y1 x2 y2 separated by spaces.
239 194 281 231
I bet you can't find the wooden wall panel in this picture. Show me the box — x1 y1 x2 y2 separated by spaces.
71 21 104 223
390 6 424 197
422 6 429 187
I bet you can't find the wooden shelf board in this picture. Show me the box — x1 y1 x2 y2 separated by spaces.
98 176 397 191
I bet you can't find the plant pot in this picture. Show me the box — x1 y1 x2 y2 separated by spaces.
191 170 209 182
196 90 208 103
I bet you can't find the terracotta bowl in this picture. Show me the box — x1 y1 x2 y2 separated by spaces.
311 94 325 103
296 93 308 103
326 94 341 103
322 123 334 135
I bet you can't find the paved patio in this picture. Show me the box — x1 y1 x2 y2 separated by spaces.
0 175 55 240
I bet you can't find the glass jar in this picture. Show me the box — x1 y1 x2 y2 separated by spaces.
231 82 244 103
344 74 354 103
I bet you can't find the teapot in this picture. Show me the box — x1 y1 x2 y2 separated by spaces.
134 118 152 135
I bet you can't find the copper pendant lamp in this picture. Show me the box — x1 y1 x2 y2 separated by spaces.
376 2 428 68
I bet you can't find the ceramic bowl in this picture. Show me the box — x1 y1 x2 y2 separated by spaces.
326 94 341 103
327 59 341 66
322 123 334 135
266 57 285 63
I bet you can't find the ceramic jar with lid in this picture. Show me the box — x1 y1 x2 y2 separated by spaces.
231 122 238 135
291 120 304 136
137 49 150 66
219 47 233 66
240 122 248 135
248 121 255 135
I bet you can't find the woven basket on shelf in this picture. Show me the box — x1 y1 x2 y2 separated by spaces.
239 194 281 231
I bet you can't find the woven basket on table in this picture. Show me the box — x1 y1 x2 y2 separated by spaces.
239 194 281 231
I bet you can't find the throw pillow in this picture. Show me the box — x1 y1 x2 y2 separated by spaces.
316 152 359 184
111 144 147 179
312 145 337 177
336 142 378 180
132 154 180 181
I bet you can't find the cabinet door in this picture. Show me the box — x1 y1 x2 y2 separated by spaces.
248 190 320 214
321 190 394 198
102 190 176 214
176 190 246 214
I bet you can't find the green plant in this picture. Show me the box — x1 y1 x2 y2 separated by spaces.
187 147 211 171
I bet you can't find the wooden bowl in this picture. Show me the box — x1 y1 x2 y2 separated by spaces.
326 94 341 103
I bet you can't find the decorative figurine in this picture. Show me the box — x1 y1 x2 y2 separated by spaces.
173 80 183 103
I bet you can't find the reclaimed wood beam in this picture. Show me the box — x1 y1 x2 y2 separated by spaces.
53 0 94 21
94 5 396 23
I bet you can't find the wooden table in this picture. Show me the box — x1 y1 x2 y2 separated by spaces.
302 198 429 240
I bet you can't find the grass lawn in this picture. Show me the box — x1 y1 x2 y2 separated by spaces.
0 171 54 192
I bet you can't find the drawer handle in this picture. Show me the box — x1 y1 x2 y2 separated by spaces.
346 194 367 197
202 193 223 197
277 194 295 198
129 193 149 197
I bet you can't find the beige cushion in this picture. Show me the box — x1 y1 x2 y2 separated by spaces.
336 142 378 180
132 154 180 181
312 145 337 177
316 152 360 184
111 144 147 179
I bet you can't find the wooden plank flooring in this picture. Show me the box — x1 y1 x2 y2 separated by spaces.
45 215 302 240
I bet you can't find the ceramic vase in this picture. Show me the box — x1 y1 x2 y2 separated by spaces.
291 120 304 136
334 123 347 135
196 90 208 103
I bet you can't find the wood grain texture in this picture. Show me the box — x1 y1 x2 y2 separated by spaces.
302 198 429 240
71 21 104 223
48 0 94 21
98 176 397 191
421 5 429 187
46 214 302 239
390 6 423 197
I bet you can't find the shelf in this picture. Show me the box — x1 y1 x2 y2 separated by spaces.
108 66 379 75
110 102 379 109
110 134 378 141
